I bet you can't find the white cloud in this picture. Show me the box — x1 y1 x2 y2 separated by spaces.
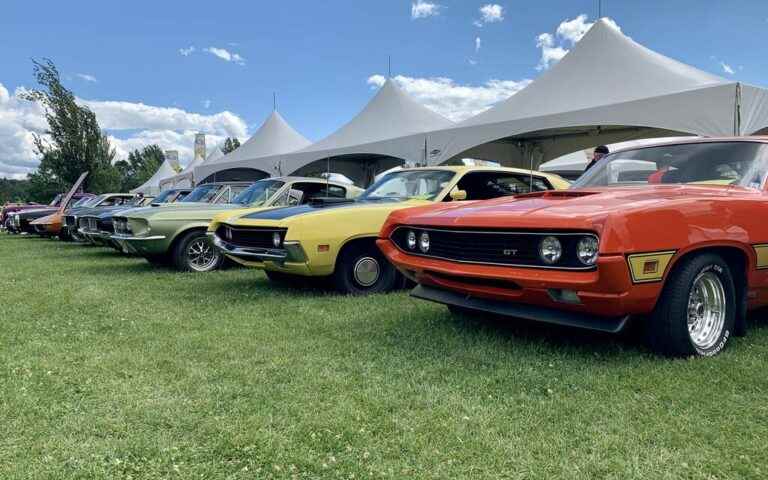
411 0 441 19
0 81 248 178
367 74 531 122
75 73 98 83
468 59 478 66
720 61 735 75
479 4 504 23
475 36 481 53
80 99 247 137
202 99 212 109
473 20 483 28
536 15 621 70
179 46 196 56
204 47 246 65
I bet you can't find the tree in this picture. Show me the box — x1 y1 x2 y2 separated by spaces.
0 178 31 204
114 144 165 191
222 137 241 154
22 58 118 194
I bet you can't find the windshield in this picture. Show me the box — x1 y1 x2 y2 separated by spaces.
181 184 221 203
360 170 456 201
153 189 179 203
72 197 95 208
232 180 285 206
573 142 768 190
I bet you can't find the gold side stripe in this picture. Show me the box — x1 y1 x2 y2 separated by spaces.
627 250 677 284
754 244 768 269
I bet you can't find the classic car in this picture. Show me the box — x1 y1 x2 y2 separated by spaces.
377 138 768 357
31 193 134 240
1 198 51 232
209 166 569 294
9 193 94 235
112 177 361 272
72 188 191 245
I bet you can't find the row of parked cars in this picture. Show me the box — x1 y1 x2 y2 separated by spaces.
4 137 768 357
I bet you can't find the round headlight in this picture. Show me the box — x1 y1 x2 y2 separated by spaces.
406 230 417 250
539 236 562 264
577 236 599 265
272 231 282 248
419 232 430 253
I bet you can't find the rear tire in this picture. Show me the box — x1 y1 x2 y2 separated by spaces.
333 242 399 295
172 230 224 272
646 253 735 357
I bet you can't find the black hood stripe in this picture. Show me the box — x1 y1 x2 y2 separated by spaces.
243 201 367 220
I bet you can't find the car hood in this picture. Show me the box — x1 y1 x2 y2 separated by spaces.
30 212 61 225
125 203 244 221
229 199 430 227
17 207 57 219
393 185 754 230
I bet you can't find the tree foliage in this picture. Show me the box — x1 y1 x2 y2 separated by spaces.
222 137 241 154
114 145 166 191
0 178 31 205
22 59 118 195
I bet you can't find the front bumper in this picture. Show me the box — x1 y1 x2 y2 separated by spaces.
378 239 663 322
110 233 167 255
212 234 314 273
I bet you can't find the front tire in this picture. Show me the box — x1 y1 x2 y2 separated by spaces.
172 230 224 272
647 253 735 357
333 242 399 295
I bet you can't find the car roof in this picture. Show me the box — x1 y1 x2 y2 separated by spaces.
389 165 564 180
610 135 768 155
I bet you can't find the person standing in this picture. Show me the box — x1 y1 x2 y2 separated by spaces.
584 145 609 172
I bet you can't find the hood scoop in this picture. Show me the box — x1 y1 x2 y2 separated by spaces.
516 190 600 200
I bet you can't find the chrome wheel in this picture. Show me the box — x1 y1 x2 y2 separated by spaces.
353 256 380 287
687 271 726 350
187 238 219 272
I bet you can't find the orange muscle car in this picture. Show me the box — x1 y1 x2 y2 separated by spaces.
378 138 768 357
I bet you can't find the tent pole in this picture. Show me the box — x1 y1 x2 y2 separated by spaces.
734 82 742 136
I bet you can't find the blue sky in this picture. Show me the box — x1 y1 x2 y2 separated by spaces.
1 0 766 178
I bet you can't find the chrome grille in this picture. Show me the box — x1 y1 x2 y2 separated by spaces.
215 225 286 249
390 227 597 270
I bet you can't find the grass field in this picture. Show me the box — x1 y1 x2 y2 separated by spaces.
1 234 767 479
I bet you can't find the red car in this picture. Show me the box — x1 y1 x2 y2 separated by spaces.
378 137 768 357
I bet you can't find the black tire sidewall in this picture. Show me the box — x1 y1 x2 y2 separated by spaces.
334 243 397 295
658 254 736 357
174 230 223 272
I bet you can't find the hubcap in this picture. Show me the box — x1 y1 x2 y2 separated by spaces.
687 271 726 350
353 257 380 287
187 238 219 272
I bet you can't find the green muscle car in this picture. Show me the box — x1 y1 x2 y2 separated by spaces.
112 177 362 272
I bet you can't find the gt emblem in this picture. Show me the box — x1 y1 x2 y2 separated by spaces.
503 249 518 256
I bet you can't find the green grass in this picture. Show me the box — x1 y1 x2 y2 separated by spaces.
1 234 767 479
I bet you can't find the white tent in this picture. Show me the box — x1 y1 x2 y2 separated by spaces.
130 158 178 196
194 111 311 183
197 80 454 186
160 145 224 189
428 18 765 168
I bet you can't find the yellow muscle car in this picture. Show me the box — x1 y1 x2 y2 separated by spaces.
208 166 569 294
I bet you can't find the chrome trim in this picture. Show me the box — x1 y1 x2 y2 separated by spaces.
212 235 288 261
389 226 599 271
111 234 167 241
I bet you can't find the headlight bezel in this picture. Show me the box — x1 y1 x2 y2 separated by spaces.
576 235 599 266
539 236 563 265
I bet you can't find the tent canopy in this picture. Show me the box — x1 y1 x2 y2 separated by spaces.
130 158 178 196
194 111 311 183
429 18 744 168
160 145 224 189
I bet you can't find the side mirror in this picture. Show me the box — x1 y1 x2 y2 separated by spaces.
449 188 467 201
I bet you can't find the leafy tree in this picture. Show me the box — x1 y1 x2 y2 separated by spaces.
222 137 241 154
21 58 117 193
0 178 31 204
114 144 165 191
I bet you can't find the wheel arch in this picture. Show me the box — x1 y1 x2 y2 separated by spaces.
662 243 751 331
333 235 379 270
167 224 210 255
